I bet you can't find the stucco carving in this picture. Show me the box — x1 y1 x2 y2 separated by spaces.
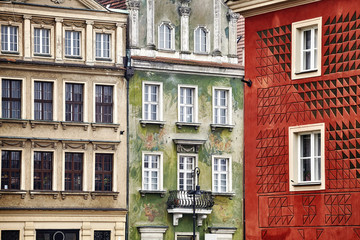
51 0 65 4
179 7 191 16
127 0 140 9
227 10 240 23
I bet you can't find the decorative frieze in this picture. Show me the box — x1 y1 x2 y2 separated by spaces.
0 140 25 148
62 142 88 150
173 139 206 153
32 141 57 149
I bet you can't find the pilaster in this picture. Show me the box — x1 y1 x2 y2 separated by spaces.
116 23 126 66
146 0 155 49
213 0 222 55
227 10 239 57
128 0 140 48
23 15 32 60
179 0 191 53
55 18 63 62
86 20 94 65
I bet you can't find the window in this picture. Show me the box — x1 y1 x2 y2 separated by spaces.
1 150 21 190
178 86 198 123
33 151 53 190
34 81 53 121
143 82 163 121
95 33 110 59
2 79 21 119
175 233 199 240
291 17 322 80
213 88 232 125
65 83 83 122
36 230 79 240
95 153 113 191
95 85 113 123
194 27 208 53
94 231 111 240
289 123 325 191
34 28 50 55
1 230 19 240
212 156 232 193
142 153 163 191
1 25 18 53
178 154 196 191
65 30 80 57
159 23 173 50
65 153 83 191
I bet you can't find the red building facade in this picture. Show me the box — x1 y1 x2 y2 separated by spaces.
228 0 360 239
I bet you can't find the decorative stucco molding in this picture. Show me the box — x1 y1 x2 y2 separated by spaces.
173 139 206 153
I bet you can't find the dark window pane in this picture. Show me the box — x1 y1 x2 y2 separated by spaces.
65 153 83 191
2 79 21 119
65 83 83 122
95 154 113 191
95 85 113 123
2 230 19 240
1 150 21 190
94 231 110 240
33 152 52 190
36 230 79 240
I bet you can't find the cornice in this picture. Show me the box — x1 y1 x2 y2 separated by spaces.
226 0 321 17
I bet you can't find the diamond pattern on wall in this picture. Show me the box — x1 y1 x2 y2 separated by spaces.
256 25 292 85
303 196 317 224
324 194 352 224
323 12 360 75
268 197 294 226
256 128 287 193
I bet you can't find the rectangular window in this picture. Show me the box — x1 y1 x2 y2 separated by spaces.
95 85 113 123
178 155 196 191
1 230 20 240
36 230 79 240
212 157 231 193
213 88 230 124
195 27 207 53
1 25 18 53
2 79 21 119
179 87 195 123
289 123 325 191
94 231 111 240
65 83 83 122
302 27 318 71
159 23 172 49
33 151 53 190
142 154 161 191
95 33 110 59
65 30 80 57
1 150 21 190
34 28 50 55
34 81 53 121
65 152 83 191
95 153 113 191
143 83 161 121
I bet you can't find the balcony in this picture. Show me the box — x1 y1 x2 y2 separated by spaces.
167 190 214 226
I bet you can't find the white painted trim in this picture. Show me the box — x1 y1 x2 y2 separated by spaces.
175 232 199 240
31 24 54 58
177 153 198 190
93 28 115 63
211 155 232 193
63 26 85 60
158 22 175 51
142 81 163 121
0 21 23 56
177 84 198 123
141 151 164 191
194 26 211 54
212 86 233 125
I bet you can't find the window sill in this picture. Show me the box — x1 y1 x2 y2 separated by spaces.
0 190 27 199
95 57 112 62
295 69 318 75
211 192 235 199
29 190 60 199
60 191 90 200
157 49 176 53
0 118 28 128
61 121 89 131
34 53 52 57
90 191 119 200
91 123 120 132
30 120 60 129
176 122 201 130
139 190 166 198
1 51 20 55
194 51 209 55
210 124 235 132
292 181 321 186
65 55 83 60
140 120 166 128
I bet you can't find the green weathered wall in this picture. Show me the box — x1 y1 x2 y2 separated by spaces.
128 70 244 239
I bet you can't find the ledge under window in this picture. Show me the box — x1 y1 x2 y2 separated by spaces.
30 120 60 129
210 124 235 132
211 192 235 199
65 55 82 60
91 123 120 132
139 189 166 198
291 181 321 186
176 122 201 130
90 191 119 200
0 118 28 128
1 51 20 55
140 120 166 128
95 57 112 62
61 121 89 131
29 190 60 199
0 190 27 199
34 53 52 57
60 191 90 200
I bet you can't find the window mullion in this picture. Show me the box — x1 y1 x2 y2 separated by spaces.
310 133 315 182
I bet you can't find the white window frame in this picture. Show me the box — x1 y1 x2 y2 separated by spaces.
94 29 115 61
0 148 25 190
142 81 163 121
178 85 198 123
291 17 322 80
0 77 26 119
177 153 198 191
63 80 88 122
142 151 163 191
289 123 325 191
175 232 199 240
64 27 84 58
212 155 232 193
93 83 117 124
158 22 175 50
32 25 53 56
212 87 232 125
1 24 19 53
194 26 210 54
31 149 56 191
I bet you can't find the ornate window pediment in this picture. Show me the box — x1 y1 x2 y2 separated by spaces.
173 139 206 153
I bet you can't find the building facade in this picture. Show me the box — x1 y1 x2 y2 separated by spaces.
227 0 360 239
126 0 244 239
0 1 128 240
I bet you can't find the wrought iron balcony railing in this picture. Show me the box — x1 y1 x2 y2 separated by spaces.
167 190 214 209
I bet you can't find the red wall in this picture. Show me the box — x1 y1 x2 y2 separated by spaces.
244 0 360 239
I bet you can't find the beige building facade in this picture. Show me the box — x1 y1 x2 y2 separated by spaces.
0 1 128 240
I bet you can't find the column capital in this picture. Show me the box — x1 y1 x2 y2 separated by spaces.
127 0 140 10
179 7 191 17
227 10 240 23
55 17 63 23
23 15 32 20
86 20 94 25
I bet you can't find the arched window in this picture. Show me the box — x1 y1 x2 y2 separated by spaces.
195 27 208 53
159 23 172 50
